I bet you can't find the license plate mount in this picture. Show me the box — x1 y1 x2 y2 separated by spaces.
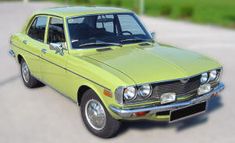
170 102 207 123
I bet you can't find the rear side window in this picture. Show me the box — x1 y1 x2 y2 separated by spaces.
28 16 47 42
47 17 65 43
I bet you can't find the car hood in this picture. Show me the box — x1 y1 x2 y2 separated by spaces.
83 44 221 84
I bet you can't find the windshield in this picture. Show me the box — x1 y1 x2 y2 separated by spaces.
67 13 152 49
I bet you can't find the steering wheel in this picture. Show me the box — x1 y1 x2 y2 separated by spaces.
121 31 133 36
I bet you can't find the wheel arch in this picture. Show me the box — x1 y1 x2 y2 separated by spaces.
16 54 26 64
77 85 91 105
76 83 108 107
17 54 24 64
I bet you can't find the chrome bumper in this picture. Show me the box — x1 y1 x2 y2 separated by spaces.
110 83 225 118
9 49 15 57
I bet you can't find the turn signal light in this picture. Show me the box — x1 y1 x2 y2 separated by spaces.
213 93 219 96
103 89 112 97
133 112 148 117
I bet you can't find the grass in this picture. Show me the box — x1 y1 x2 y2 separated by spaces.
51 0 235 28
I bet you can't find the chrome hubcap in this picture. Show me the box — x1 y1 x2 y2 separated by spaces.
85 99 106 130
21 62 30 83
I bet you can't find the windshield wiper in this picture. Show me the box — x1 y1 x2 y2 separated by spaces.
121 38 154 43
79 41 122 48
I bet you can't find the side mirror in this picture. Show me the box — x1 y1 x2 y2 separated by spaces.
151 32 156 40
49 42 67 56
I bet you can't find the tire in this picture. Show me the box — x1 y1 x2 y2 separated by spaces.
20 59 43 88
80 89 121 138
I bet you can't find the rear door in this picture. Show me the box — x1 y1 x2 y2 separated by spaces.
40 16 68 94
22 15 48 79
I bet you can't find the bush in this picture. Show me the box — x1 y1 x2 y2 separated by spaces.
159 5 172 16
180 5 194 18
115 0 122 7
75 0 91 4
104 0 112 5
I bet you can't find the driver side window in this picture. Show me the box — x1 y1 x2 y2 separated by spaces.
47 17 65 44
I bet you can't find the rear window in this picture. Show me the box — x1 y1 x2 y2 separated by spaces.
28 16 47 42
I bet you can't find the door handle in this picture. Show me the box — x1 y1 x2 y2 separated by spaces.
41 49 47 54
23 40 28 45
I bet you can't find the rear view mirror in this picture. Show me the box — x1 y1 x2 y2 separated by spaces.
151 32 156 40
49 42 67 56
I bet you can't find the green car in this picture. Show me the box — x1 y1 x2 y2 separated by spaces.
9 6 224 138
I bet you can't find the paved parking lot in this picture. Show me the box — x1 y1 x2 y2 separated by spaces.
0 2 234 143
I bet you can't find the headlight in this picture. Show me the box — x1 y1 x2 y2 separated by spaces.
123 86 136 101
200 73 208 84
138 84 152 98
209 70 217 81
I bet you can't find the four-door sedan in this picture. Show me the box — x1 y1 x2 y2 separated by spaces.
9 6 224 138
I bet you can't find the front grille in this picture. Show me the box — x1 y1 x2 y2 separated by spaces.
152 75 201 97
124 74 219 104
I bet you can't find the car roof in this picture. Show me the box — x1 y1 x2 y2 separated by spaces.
34 6 132 18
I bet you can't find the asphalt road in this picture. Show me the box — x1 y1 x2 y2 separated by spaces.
0 2 234 143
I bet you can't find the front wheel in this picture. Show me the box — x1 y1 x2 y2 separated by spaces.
80 89 121 138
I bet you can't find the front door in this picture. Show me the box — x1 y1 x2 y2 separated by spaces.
40 16 68 94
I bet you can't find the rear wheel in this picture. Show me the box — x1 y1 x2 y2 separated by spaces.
20 59 43 88
80 89 121 138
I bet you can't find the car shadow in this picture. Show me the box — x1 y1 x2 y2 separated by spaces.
0 74 20 87
118 96 223 136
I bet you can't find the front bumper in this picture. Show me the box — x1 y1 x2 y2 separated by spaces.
110 82 224 119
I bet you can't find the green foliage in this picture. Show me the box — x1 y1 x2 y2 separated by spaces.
114 0 122 7
179 5 194 18
104 0 112 5
52 0 235 28
159 5 172 16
